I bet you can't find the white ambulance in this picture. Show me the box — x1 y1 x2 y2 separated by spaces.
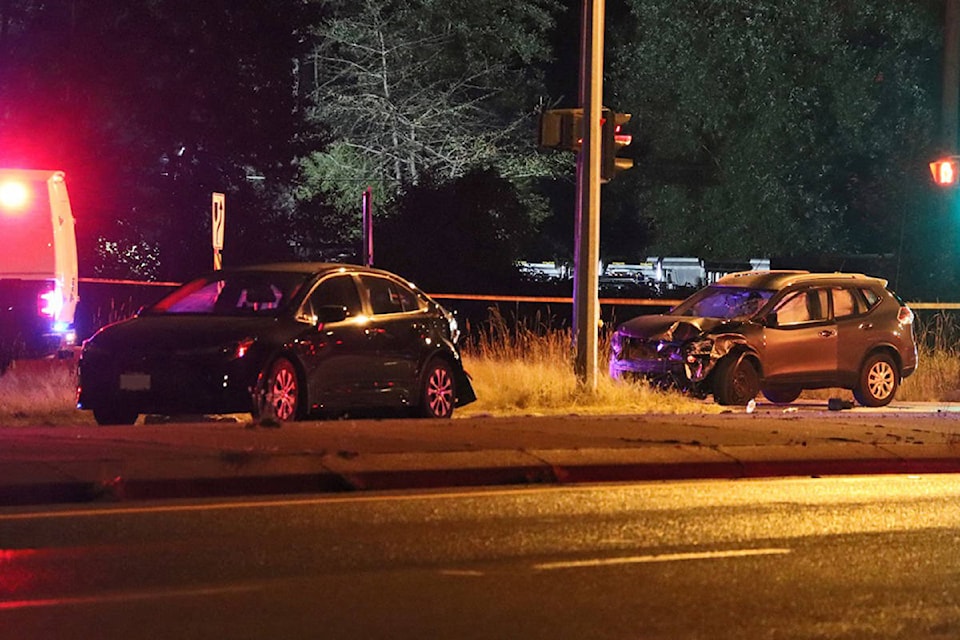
0 169 78 361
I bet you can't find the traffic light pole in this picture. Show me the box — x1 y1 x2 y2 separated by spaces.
572 0 604 389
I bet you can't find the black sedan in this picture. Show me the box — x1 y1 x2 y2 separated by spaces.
78 263 476 425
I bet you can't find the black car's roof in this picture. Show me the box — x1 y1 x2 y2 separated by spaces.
715 270 889 291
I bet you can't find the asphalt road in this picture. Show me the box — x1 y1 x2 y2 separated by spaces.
2 475 960 639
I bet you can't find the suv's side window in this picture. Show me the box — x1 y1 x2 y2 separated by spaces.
860 287 881 310
832 287 861 319
298 275 362 322
774 288 829 325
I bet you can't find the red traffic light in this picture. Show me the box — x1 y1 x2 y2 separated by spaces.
929 157 960 186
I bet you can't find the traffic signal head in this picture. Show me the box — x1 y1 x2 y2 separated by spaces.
538 108 583 152
601 110 633 182
929 157 960 186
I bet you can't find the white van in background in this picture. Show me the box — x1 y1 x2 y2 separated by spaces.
0 169 78 364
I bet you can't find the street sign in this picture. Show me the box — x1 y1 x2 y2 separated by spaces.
212 192 225 270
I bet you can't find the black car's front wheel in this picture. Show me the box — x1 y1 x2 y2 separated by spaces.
419 359 456 419
713 354 760 406
853 352 899 407
256 357 301 421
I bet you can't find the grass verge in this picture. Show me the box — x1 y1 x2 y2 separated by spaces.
0 311 956 426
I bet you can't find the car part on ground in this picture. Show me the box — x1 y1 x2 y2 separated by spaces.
609 270 918 407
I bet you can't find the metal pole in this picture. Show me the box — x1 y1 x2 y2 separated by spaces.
362 187 374 267
573 0 604 389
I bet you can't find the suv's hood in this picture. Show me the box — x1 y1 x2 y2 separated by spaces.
615 314 737 341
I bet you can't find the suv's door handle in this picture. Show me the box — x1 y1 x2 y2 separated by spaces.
859 322 873 330
819 329 835 338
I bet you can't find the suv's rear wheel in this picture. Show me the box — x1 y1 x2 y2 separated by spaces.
762 386 801 404
853 353 899 407
713 354 760 406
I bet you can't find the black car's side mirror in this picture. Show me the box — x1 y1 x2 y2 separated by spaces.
765 312 779 327
314 305 348 326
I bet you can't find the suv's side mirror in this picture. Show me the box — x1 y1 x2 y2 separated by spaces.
314 305 348 326
765 312 779 327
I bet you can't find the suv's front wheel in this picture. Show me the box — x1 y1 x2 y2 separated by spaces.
713 354 760 406
853 353 899 407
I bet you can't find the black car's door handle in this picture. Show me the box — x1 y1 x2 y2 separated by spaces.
859 322 873 330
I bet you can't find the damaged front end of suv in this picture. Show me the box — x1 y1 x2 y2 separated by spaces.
609 280 775 405
609 316 760 400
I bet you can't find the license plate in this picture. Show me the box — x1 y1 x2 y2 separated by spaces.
119 373 151 391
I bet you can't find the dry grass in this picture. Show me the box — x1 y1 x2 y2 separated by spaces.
0 357 94 426
898 312 960 402
457 308 716 417
2 311 959 426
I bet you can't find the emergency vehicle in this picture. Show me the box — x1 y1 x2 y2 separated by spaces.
0 169 78 362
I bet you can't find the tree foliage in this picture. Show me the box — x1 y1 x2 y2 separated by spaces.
297 0 560 228
608 0 941 260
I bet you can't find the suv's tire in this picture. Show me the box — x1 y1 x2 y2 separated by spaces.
853 352 899 407
762 386 801 404
713 354 760 406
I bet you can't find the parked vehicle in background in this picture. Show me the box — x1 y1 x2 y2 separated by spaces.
77 263 476 425
609 271 918 407
0 169 78 369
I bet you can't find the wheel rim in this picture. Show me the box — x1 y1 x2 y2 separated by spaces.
867 360 896 400
266 361 298 420
732 360 758 403
426 365 454 417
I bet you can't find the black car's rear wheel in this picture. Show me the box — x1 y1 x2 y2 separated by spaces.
256 357 301 421
93 406 138 426
853 352 899 407
713 354 760 406
762 386 802 404
419 359 455 419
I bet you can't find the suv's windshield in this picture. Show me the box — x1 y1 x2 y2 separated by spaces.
147 272 308 316
672 285 775 320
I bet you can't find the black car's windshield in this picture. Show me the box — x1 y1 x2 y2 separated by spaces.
672 285 775 320
147 272 308 316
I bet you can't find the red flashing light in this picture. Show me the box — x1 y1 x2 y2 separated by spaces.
0 180 30 210
929 158 959 186
38 284 62 319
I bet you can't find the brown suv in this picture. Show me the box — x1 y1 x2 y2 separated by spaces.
609 271 918 406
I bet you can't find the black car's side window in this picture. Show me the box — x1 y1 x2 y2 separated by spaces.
299 275 362 322
361 276 421 315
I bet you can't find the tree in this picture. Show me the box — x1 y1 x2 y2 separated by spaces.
376 168 542 293
606 0 941 262
296 0 561 238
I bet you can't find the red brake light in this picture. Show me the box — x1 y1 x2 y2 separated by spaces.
38 284 62 319
898 306 914 325
0 180 31 211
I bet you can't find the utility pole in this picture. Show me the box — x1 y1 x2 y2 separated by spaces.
572 0 605 389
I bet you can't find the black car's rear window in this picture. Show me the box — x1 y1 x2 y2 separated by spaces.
147 272 308 316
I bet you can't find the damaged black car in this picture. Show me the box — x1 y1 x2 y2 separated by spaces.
609 271 918 407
